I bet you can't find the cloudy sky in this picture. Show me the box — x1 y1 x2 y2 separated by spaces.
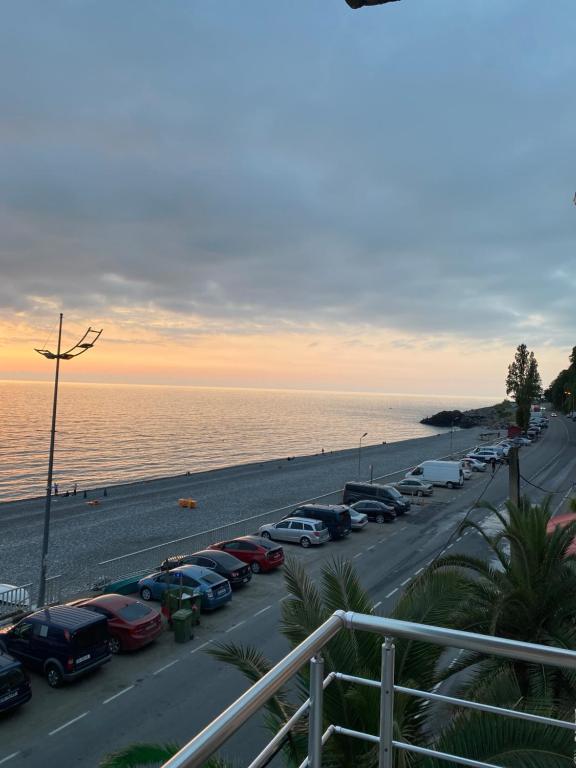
0 0 574 396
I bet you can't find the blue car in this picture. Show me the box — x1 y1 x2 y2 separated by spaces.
138 565 232 611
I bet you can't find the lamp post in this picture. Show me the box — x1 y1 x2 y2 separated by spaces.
358 432 368 478
450 419 454 457
35 314 102 607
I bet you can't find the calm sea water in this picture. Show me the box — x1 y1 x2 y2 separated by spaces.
0 382 493 502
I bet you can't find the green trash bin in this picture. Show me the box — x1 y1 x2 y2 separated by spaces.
172 609 194 643
163 587 201 628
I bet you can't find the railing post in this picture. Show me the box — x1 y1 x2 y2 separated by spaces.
378 637 395 768
307 654 325 768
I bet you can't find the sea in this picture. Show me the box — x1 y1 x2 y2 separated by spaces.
0 381 494 502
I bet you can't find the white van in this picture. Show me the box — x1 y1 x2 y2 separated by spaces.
405 460 464 489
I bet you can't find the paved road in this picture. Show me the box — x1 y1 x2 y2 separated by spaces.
1 417 575 767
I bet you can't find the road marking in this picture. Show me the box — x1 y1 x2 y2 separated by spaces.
425 559 434 565
0 754 20 765
49 712 89 736
367 545 375 551
400 526 408 531
456 536 462 542
414 568 424 575
190 641 212 655
225 620 246 633
254 605 272 617
103 685 134 705
353 552 362 559
463 530 470 536
373 601 382 610
385 588 398 598
153 659 179 676
400 578 411 587
378 538 386 543
447 543 454 550
279 595 290 603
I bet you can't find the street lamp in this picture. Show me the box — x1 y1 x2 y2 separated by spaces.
358 432 368 478
35 314 102 607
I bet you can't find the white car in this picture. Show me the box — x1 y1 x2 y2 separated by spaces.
513 436 532 446
462 457 487 472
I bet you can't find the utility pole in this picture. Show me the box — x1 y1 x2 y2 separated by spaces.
508 446 520 507
35 316 102 607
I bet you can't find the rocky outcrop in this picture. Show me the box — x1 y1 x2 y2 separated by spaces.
420 402 514 429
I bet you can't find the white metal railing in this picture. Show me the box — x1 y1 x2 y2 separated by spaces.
160 611 576 768
0 583 32 618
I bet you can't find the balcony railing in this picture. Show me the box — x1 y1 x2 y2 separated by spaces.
161 610 576 768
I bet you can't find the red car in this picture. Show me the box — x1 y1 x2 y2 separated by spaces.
71 594 163 653
209 536 284 573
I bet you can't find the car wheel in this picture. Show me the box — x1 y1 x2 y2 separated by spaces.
108 636 122 654
140 587 152 601
446 482 454 489
250 561 261 574
375 514 385 524
46 664 63 688
261 531 271 539
300 537 311 548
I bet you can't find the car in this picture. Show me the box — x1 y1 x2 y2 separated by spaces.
392 478 433 497
0 606 111 688
291 504 352 539
209 536 285 574
466 449 502 464
69 594 163 654
259 518 330 547
348 508 368 530
348 500 396 524
342 482 410 515
0 652 31 712
159 550 252 589
551 412 557 417
513 436 532 446
462 457 487 472
138 565 232 611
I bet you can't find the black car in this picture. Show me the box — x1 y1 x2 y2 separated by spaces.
0 652 31 713
348 500 396 524
0 606 111 688
160 550 252 589
342 481 410 515
291 504 352 540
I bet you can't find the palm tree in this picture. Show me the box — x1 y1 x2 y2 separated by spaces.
427 497 576 715
99 746 232 768
212 554 573 767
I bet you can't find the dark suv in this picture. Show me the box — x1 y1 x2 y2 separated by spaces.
0 652 31 713
0 606 111 688
291 504 352 540
342 482 410 515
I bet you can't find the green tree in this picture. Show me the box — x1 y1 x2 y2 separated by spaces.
506 344 542 430
545 346 576 413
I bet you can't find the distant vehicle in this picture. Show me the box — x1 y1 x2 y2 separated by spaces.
259 518 330 547
138 565 232 610
342 482 410 515
348 508 369 530
513 436 532 446
291 504 352 540
0 606 111 688
0 652 31 712
348 500 396 524
462 457 487 472
159 550 252 589
405 460 464 489
467 448 503 464
209 536 284 574
69 594 163 654
551 412 557 417
392 478 433 497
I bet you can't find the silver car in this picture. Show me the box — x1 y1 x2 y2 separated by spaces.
259 517 330 548
393 478 433 497
348 509 368 530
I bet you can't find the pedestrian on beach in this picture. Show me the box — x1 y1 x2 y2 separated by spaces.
53 482 59 496
73 483 77 496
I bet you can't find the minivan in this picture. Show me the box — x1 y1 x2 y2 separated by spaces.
0 652 31 712
0 606 111 688
342 482 410 515
291 504 352 540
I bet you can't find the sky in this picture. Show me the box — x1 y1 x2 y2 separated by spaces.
0 0 574 397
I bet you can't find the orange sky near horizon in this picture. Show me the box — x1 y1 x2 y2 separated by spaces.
0 315 569 398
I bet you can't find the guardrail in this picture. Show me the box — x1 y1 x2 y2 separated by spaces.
0 583 32 618
161 611 576 768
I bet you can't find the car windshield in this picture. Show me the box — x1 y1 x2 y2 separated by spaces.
209 552 243 568
201 572 225 585
253 538 278 550
0 667 25 694
118 603 152 621
386 487 402 499
73 620 109 651
313 522 326 530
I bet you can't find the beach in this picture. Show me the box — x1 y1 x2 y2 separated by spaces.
0 427 487 591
